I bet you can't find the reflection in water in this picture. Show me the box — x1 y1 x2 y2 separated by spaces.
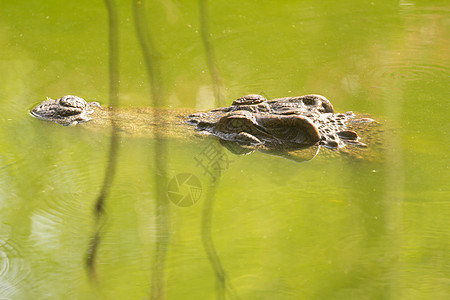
199 0 224 107
199 2 238 299
379 49 406 297
133 1 170 299
194 139 238 299
220 139 321 163
202 183 239 300
85 0 121 281
194 140 234 180
383 82 405 300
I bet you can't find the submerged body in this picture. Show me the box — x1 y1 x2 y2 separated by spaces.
30 94 375 161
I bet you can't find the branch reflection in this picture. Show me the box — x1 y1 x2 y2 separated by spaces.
199 1 238 299
85 0 120 281
199 0 224 107
133 1 170 299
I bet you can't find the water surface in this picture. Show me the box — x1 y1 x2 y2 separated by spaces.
0 0 449 299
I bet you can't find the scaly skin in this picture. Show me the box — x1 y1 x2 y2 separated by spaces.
187 94 371 150
30 94 374 158
30 95 101 126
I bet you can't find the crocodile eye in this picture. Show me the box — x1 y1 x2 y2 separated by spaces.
59 96 71 106
59 95 87 108
232 94 266 105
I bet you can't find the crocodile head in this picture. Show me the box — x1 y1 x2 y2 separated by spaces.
187 94 370 151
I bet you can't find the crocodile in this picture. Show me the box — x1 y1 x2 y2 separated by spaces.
30 94 375 161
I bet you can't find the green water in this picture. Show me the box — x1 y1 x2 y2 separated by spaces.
1 0 449 299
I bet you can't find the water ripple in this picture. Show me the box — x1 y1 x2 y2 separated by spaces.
39 156 105 222
0 237 30 298
370 62 449 82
